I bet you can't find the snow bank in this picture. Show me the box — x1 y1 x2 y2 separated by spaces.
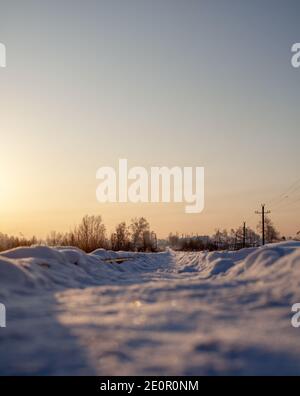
176 241 300 279
1 241 300 375
1 241 300 297
0 245 168 297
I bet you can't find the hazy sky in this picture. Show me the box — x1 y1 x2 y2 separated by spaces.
0 0 300 238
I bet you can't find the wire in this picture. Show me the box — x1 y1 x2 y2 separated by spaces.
267 178 300 208
272 195 300 212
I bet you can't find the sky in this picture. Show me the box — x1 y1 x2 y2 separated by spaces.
0 0 300 238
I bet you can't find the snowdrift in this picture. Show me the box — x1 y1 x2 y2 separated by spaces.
177 241 300 277
1 241 300 375
0 246 167 297
1 241 299 297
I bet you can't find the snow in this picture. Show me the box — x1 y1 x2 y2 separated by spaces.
0 241 300 375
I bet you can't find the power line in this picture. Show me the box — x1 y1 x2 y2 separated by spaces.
241 178 300 228
268 190 300 212
267 178 300 208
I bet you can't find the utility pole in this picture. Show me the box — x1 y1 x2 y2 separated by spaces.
242 222 246 248
255 204 271 246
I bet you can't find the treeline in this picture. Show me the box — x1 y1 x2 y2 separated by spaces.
0 233 38 252
0 214 285 253
168 217 281 251
46 215 157 253
0 216 158 253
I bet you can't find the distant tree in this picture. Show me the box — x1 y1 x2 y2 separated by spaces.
46 231 64 246
168 233 180 248
111 222 131 251
233 225 260 249
130 217 150 251
44 215 158 252
212 229 229 249
257 216 280 243
245 227 260 247
73 215 107 252
151 231 158 251
0 232 39 252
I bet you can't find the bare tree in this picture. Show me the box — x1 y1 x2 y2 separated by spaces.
111 222 131 251
130 217 150 251
46 231 64 246
168 233 180 248
73 215 107 252
0 233 38 252
257 216 280 244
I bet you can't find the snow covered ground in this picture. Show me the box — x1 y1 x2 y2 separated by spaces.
0 241 300 375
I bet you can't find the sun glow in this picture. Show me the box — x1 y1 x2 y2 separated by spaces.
0 156 19 210
0 169 10 207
